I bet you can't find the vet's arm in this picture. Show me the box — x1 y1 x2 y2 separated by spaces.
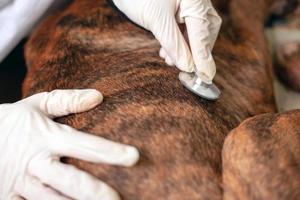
0 89 139 200
112 0 222 83
0 0 56 63
0 0 11 8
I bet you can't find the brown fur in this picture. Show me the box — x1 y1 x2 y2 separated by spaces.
21 0 283 199
223 110 300 200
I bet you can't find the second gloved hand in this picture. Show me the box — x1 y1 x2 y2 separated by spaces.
0 89 139 200
113 0 222 83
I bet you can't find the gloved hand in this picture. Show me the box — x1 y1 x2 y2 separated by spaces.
112 0 222 83
0 89 139 200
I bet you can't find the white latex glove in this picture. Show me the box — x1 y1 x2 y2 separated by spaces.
0 0 55 62
0 89 139 200
0 0 11 9
0 0 70 63
113 0 222 83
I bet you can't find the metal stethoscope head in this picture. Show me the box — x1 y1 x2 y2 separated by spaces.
179 72 221 100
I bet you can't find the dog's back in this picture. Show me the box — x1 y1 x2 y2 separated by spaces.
23 0 276 199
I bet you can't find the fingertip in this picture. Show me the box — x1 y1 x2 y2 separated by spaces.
159 48 167 59
86 89 103 105
97 184 121 200
159 48 176 66
176 55 195 73
122 146 140 167
29 89 104 117
195 57 217 82
165 56 175 66
79 89 103 112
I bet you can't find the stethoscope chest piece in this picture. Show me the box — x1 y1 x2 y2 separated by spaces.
179 72 221 100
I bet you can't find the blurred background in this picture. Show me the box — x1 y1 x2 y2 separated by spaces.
266 0 300 111
0 40 26 103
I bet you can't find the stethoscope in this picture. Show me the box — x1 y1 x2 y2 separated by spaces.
179 72 221 100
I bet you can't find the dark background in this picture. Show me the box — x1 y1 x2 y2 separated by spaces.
0 40 27 104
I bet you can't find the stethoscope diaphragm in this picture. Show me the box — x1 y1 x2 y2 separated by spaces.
179 72 221 100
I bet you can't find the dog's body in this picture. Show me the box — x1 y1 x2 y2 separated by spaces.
223 110 300 200
22 0 300 199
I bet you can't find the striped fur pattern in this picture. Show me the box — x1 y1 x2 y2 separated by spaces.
23 0 278 199
223 110 300 200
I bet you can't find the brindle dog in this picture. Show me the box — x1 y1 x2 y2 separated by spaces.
223 110 300 200
22 0 284 199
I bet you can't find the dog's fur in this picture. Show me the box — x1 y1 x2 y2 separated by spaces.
21 0 296 199
223 110 300 200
